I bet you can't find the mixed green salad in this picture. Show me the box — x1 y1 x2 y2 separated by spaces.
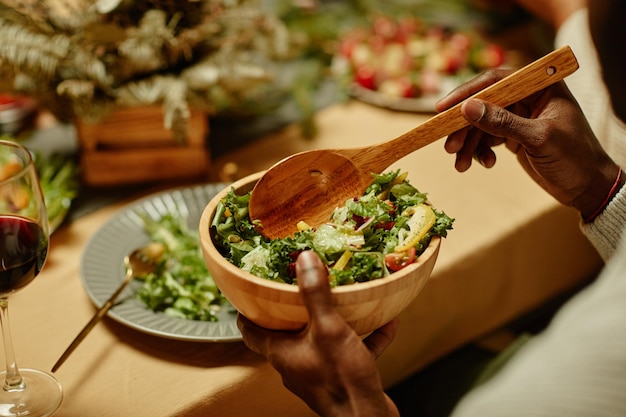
134 213 229 322
0 136 79 232
211 170 454 287
34 152 79 232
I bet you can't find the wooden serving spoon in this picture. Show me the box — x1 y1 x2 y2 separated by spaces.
249 45 579 239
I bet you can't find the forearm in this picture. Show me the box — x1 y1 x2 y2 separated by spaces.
553 8 626 259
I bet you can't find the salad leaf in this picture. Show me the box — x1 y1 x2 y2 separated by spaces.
135 213 228 321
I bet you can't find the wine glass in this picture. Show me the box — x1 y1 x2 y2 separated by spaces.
0 140 62 416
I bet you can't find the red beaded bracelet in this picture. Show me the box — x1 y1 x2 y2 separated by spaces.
584 166 623 223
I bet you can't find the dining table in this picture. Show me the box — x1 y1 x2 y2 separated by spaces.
4 99 603 416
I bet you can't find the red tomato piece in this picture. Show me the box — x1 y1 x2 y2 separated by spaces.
355 66 376 90
384 247 416 272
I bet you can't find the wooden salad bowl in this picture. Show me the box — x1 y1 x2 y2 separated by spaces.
199 171 441 336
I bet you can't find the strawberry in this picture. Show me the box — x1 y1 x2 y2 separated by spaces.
354 65 376 90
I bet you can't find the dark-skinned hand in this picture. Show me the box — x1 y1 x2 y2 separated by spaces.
238 251 400 417
436 68 623 220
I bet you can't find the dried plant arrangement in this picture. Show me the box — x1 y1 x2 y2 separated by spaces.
0 0 299 141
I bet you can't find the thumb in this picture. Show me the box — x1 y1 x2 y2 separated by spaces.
295 251 338 326
461 98 539 148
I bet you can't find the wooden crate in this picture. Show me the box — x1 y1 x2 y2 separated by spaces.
76 106 210 186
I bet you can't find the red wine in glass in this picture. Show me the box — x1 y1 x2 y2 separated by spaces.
0 139 62 417
0 214 47 295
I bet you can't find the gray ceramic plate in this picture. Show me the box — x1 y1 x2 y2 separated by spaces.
80 183 242 342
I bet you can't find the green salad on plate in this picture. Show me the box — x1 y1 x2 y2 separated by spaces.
134 213 229 322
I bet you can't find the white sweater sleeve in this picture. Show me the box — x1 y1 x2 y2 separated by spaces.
581 183 626 261
450 232 626 417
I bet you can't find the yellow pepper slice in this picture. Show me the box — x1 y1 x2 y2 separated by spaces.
297 221 312 232
333 250 353 270
394 204 436 252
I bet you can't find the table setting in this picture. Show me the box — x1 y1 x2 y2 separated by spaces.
0 99 604 416
0 1 607 416
0 92 604 416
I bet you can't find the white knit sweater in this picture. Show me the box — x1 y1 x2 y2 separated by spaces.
556 8 626 261
450 9 626 416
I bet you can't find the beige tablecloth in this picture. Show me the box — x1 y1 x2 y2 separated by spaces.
4 101 602 416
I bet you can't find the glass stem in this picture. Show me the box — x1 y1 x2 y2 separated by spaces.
0 298 24 392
